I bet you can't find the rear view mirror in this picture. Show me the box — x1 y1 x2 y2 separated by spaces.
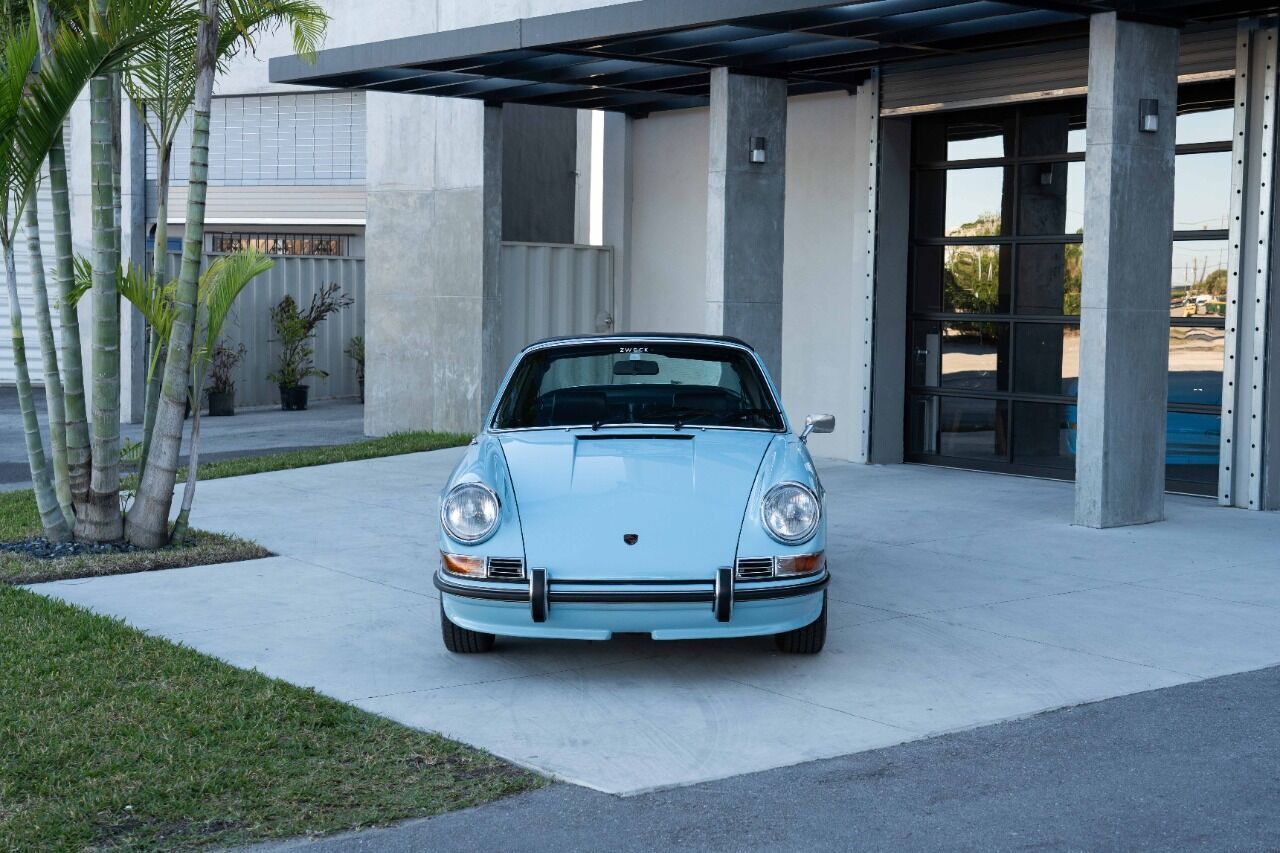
614 359 659 376
800 413 836 442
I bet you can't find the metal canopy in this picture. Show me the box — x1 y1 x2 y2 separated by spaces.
269 0 1273 114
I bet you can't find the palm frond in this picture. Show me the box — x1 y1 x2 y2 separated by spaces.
219 0 326 62
0 0 202 241
73 254 178 340
197 247 272 352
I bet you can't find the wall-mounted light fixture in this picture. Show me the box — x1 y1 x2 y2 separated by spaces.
1139 98 1159 133
749 136 767 164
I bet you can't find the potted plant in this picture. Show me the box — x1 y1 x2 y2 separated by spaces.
266 284 353 411
345 335 365 403
207 341 246 416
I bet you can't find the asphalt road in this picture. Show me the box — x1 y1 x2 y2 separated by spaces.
258 663 1280 852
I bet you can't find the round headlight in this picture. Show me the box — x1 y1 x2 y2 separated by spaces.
441 483 500 544
762 482 820 544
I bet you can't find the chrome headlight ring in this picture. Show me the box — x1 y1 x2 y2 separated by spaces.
761 481 821 545
440 482 501 544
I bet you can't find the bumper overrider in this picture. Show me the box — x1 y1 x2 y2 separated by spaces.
434 566 829 640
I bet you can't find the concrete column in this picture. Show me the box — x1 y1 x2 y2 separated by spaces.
705 68 787 382
1074 13 1179 528
363 97 503 436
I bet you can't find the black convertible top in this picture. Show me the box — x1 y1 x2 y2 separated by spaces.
527 332 753 351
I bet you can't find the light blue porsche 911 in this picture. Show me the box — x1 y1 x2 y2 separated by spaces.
434 334 835 654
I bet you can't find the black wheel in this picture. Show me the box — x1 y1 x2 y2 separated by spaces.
774 594 827 654
440 601 496 653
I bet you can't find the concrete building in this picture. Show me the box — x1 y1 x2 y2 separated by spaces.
5 0 1277 527
263 0 1280 526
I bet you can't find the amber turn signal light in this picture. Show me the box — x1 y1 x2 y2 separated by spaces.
775 552 824 577
442 553 487 578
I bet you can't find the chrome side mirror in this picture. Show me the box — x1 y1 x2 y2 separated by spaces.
800 413 836 443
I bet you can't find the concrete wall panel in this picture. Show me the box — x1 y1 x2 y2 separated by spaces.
780 92 867 461
627 108 709 333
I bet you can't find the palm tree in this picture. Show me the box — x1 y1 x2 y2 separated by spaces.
0 0 71 526
81 0 124 541
122 0 324 478
22 189 71 521
72 249 270 543
35 0 91 512
171 248 272 543
126 0 325 548
2 4 192 541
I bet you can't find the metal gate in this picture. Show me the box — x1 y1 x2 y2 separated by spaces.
163 251 365 408
499 242 614 367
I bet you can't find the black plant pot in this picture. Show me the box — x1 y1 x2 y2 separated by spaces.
280 384 309 411
358 378 364 404
208 389 236 417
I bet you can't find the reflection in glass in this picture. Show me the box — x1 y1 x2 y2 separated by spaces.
943 245 1007 313
1016 242 1082 315
910 395 1008 461
942 397 1007 460
1013 402 1075 470
1165 412 1221 493
1168 326 1224 406
1067 127 1085 153
941 322 1008 391
947 122 1007 160
1017 108 1084 156
1176 106 1233 145
1013 325 1079 396
1016 161 1083 236
910 322 942 388
944 167 1005 236
1170 240 1228 315
1174 151 1231 232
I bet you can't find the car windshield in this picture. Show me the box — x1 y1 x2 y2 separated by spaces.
492 342 785 431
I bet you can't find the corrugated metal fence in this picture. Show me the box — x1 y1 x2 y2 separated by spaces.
163 251 365 408
499 242 615 367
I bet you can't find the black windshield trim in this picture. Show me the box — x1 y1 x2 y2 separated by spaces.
490 340 784 432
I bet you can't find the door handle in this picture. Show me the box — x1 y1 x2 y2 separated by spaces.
596 311 614 332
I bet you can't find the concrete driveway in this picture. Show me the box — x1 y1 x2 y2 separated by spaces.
28 450 1280 794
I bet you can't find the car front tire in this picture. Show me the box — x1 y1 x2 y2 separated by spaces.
440 601 496 653
774 594 827 654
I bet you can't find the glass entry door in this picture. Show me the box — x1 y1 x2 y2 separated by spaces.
904 86 1232 495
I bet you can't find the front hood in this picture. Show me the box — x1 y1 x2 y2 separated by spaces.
499 429 778 580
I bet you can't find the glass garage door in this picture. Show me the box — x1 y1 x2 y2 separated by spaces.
905 84 1232 496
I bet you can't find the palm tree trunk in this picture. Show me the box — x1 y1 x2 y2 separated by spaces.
111 73 122 261
80 59 124 542
36 0 90 510
4 239 71 542
170 387 201 546
140 143 170 475
127 0 218 548
23 191 73 524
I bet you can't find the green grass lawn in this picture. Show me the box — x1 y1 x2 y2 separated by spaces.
0 586 543 851
187 430 472 481
0 490 270 585
2 431 471 586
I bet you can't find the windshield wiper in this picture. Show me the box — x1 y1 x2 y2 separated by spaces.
647 406 777 430
590 414 634 431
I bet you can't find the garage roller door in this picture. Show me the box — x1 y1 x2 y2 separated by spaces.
882 25 1236 113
